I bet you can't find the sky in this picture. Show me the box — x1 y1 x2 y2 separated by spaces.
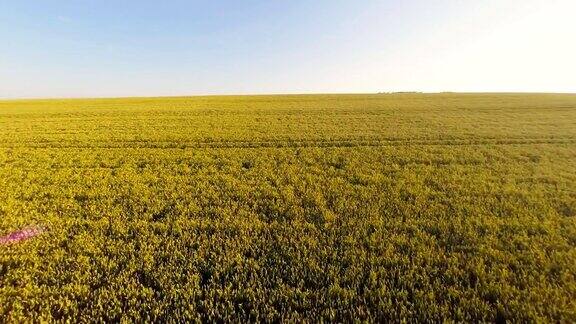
0 0 575 98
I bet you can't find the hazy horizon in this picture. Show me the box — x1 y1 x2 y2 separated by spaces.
3 91 576 102
1 0 575 99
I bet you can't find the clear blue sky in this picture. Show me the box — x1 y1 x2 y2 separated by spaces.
1 0 574 98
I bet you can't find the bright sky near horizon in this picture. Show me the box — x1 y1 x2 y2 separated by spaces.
1 0 575 98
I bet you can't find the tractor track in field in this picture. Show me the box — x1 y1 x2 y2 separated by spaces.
0 136 575 149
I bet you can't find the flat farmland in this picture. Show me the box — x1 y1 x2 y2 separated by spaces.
0 93 575 321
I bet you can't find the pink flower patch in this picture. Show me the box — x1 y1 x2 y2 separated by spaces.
0 226 44 245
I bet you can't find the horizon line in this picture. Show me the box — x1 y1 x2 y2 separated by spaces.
1 91 575 102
